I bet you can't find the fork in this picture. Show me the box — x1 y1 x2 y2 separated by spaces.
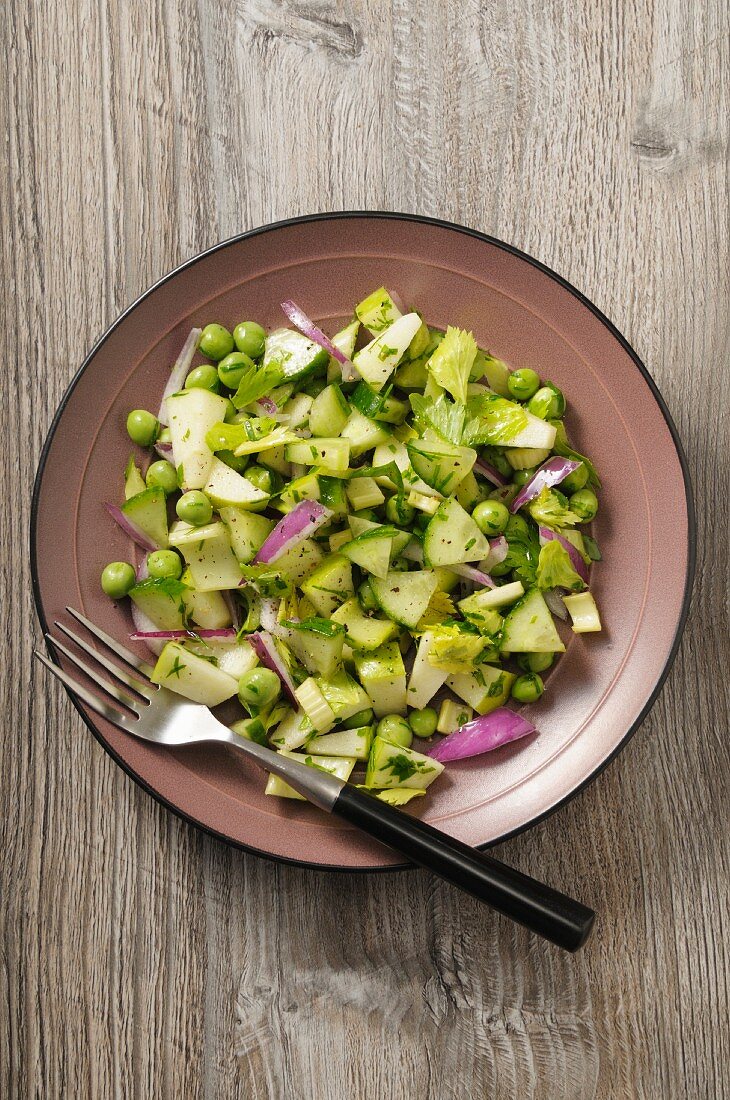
36 607 595 952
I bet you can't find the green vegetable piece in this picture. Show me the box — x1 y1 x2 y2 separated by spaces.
511 673 544 704
233 321 266 359
124 455 146 499
570 489 599 522
408 707 438 738
447 666 516 715
376 715 413 748
341 708 375 730
176 490 213 527
152 642 238 706
185 363 221 393
535 540 586 592
425 326 477 404
238 667 281 709
364 735 444 790
472 499 509 536
217 352 255 391
501 588 565 654
147 549 183 580
527 487 580 529
355 286 403 334
199 323 234 361
370 569 439 630
517 651 555 673
527 386 560 420
100 561 135 599
146 459 178 495
507 368 541 401
126 409 160 447
121 486 169 548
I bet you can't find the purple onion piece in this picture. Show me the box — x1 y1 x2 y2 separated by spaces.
247 631 298 705
450 563 495 588
254 500 332 564
280 299 351 367
129 629 237 641
427 707 537 763
157 327 202 425
510 457 582 513
473 457 508 487
105 502 157 552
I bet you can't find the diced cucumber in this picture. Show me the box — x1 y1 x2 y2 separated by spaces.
446 666 516 715
376 394 409 424
563 591 602 633
353 641 407 717
501 587 566 653
355 286 403 335
258 445 292 478
371 439 431 494
407 316 431 359
265 751 356 800
180 573 232 629
316 669 371 722
230 716 268 746
422 497 490 566
326 319 361 382
203 457 269 509
503 412 557 450
364 736 444 790
280 392 313 429
408 490 442 515
208 640 258 679
278 472 321 511
285 437 350 473
458 581 525 614
455 471 482 512
129 577 188 631
274 538 324 584
341 408 393 457
219 507 273 564
331 598 399 651
284 619 345 678
151 642 238 706
505 447 551 471
339 526 397 579
270 708 313 751
407 631 449 708
437 699 473 734
371 570 438 629
169 520 242 591
352 313 423 391
306 726 373 761
120 487 168 549
394 355 429 390
294 678 336 733
318 476 349 516
300 554 353 616
124 456 146 499
346 476 384 511
263 328 329 382
407 438 477 496
309 384 350 437
473 351 511 397
167 388 229 489
328 528 352 553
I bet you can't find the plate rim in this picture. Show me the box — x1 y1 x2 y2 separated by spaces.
30 210 696 872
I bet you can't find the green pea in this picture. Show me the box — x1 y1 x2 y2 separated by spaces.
341 708 375 730
517 652 555 674
544 381 566 417
238 667 281 708
233 321 266 360
507 368 541 401
146 550 183 580
570 488 598 521
511 673 544 704
245 465 278 495
385 496 415 525
377 715 413 748
562 463 588 494
100 561 136 599
185 364 220 393
512 467 537 488
409 707 438 738
358 579 379 612
126 409 159 447
145 459 178 495
527 387 559 420
218 351 255 391
176 490 213 526
218 449 249 474
472 499 510 536
199 323 234 361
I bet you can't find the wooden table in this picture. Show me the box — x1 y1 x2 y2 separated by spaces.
2 2 728 1096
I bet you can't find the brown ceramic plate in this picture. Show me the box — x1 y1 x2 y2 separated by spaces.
31 213 694 870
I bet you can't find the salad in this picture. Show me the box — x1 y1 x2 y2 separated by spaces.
101 286 602 806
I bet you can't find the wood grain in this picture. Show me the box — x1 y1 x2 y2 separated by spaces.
1 0 728 1096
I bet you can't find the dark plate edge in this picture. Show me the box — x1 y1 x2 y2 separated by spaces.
30 210 697 875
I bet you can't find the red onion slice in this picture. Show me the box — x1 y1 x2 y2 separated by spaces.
157 327 202 425
450 563 495 588
280 299 350 366
510 457 582 513
254 501 332 565
427 707 537 762
247 631 298 705
154 440 173 460
474 457 508 487
105 502 157 551
481 535 508 572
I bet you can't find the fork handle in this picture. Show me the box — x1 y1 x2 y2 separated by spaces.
332 785 595 952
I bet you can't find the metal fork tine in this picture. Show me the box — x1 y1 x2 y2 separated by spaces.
54 620 155 699
46 635 142 713
66 606 155 677
34 650 134 730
